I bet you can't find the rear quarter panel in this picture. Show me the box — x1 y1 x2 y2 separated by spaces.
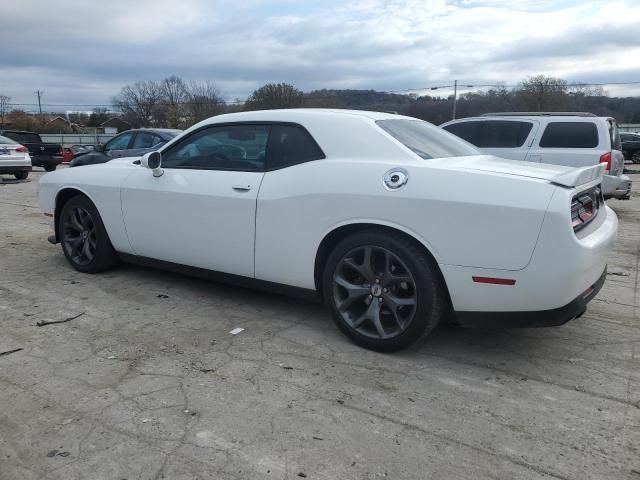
254 157 555 289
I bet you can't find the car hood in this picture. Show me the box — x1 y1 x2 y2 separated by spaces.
439 155 605 188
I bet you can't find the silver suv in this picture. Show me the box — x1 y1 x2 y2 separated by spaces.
441 112 631 200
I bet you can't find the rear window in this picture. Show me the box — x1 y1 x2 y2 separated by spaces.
0 135 18 145
19 133 42 143
539 122 598 148
377 119 479 159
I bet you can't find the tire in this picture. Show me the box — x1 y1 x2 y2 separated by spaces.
14 171 29 180
58 195 118 273
44 163 57 172
322 229 446 352
632 152 640 164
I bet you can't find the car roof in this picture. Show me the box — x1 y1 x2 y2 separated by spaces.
200 108 407 125
443 114 612 124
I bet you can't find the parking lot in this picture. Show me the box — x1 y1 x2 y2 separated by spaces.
0 170 638 480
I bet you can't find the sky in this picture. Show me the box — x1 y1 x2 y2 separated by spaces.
1 0 640 111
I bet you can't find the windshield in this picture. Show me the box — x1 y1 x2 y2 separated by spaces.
377 119 479 159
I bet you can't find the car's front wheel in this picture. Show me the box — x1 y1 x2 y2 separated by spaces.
44 164 57 172
632 151 640 164
58 195 118 273
323 230 446 352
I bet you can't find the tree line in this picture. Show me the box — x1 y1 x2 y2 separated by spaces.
2 75 640 133
108 74 640 127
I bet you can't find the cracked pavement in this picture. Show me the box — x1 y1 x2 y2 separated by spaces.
0 169 638 480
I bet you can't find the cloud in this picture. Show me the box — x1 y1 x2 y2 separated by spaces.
0 0 638 108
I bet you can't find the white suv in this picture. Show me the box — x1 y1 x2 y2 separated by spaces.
441 113 631 200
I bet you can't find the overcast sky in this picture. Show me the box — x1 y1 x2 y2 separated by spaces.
1 0 639 111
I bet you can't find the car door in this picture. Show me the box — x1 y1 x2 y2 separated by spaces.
475 120 538 161
120 123 270 278
103 131 134 159
525 121 600 167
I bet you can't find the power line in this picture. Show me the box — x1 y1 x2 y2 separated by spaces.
6 80 640 110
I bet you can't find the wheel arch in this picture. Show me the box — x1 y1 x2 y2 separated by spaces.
313 222 451 307
53 187 97 242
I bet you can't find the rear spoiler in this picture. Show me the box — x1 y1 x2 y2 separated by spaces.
551 163 605 189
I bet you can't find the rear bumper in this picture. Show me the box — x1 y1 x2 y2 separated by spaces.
605 174 631 200
455 267 606 328
31 155 62 167
0 165 31 174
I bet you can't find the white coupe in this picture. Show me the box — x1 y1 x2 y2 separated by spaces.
39 109 618 351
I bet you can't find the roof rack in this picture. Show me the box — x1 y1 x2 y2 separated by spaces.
481 112 597 117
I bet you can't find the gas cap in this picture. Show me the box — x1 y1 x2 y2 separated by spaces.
383 168 409 190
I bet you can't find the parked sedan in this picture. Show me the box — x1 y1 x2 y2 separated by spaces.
0 134 32 180
621 132 640 163
39 109 617 351
69 129 181 167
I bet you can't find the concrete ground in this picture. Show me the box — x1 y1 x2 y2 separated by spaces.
0 168 638 480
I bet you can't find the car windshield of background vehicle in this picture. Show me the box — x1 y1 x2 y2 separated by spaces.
377 119 479 159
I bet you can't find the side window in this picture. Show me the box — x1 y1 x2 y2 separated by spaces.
132 132 156 149
162 124 269 171
477 120 533 148
442 121 480 146
151 135 164 147
105 132 133 151
539 122 598 148
266 124 324 170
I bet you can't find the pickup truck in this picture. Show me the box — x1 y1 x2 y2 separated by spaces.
0 130 62 171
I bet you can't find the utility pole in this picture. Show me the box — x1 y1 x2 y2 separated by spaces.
36 90 44 127
452 80 458 120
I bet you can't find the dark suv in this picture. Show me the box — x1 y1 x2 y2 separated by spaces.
621 132 640 163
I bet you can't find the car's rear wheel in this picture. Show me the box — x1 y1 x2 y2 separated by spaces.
632 151 640 164
44 164 57 172
323 230 446 352
14 171 28 180
58 195 118 273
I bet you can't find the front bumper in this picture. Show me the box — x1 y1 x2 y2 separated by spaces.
455 267 606 328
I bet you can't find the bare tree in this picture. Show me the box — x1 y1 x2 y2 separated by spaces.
515 75 569 111
185 80 225 124
0 95 11 128
160 76 189 128
112 81 163 127
245 83 304 110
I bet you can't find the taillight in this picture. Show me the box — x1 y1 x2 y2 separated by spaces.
571 187 601 233
16 146 28 153
600 152 612 172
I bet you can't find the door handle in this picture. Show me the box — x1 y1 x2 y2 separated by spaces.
232 185 252 192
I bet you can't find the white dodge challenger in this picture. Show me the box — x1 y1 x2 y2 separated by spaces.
39 109 618 351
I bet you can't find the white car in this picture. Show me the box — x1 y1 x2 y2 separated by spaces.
38 109 618 351
0 134 32 180
441 113 631 200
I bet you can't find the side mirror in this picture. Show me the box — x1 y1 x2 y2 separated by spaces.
141 151 163 177
93 144 104 152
